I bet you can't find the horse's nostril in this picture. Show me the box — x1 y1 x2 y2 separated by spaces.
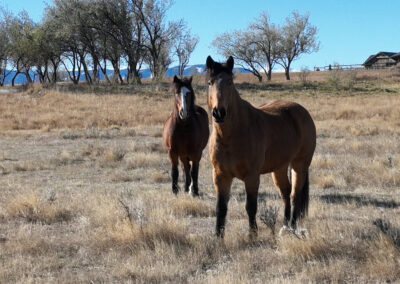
212 108 218 118
219 108 226 119
212 107 226 122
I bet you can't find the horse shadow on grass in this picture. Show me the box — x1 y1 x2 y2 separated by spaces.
319 193 400 209
373 218 400 249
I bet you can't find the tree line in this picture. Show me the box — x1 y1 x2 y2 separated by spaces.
0 0 199 86
0 2 319 87
212 11 319 81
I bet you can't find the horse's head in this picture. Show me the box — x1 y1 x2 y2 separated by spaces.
172 75 195 120
206 55 235 124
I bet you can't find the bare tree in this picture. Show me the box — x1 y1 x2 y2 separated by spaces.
249 12 280 81
6 11 37 85
97 0 144 84
277 11 319 80
174 27 199 77
0 9 13 86
212 30 265 82
45 0 87 84
131 0 184 80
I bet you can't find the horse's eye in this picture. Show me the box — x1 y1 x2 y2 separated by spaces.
208 79 213 86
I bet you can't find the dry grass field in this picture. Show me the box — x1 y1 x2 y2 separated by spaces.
0 69 399 283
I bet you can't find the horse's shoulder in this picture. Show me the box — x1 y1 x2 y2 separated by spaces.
163 112 174 127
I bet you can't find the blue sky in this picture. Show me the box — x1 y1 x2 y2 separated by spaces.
2 0 400 71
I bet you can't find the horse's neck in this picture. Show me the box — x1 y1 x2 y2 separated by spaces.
213 90 248 139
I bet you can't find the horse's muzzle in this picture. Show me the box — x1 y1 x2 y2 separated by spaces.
212 107 226 123
179 109 188 120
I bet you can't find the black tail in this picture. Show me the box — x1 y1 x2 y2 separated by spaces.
298 171 309 219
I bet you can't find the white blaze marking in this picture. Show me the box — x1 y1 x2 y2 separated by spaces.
180 86 190 119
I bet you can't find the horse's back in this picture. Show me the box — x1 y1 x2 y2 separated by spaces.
259 100 315 134
258 100 316 167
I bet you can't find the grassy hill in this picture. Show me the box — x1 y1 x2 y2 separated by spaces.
0 69 399 283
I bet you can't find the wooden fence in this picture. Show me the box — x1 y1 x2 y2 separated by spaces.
314 63 400 71
313 64 364 71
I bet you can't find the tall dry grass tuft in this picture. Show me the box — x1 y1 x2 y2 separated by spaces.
360 235 400 281
5 193 73 224
103 146 126 162
125 152 159 169
90 197 190 252
259 204 279 236
278 224 369 262
171 196 214 217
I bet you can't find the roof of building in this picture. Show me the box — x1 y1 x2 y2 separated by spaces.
391 52 400 59
364 51 399 66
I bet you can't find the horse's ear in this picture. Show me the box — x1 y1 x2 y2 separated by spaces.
173 75 179 84
206 56 215 70
226 56 234 72
188 76 193 84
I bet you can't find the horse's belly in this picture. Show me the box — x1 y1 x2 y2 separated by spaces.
261 142 298 173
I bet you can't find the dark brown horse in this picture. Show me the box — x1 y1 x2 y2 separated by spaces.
163 76 209 196
206 56 316 237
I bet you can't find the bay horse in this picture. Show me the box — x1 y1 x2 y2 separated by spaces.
206 56 316 237
163 76 209 196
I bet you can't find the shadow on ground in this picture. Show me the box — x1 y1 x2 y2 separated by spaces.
319 193 399 209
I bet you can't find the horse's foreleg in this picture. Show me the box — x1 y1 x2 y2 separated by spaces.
214 171 232 238
181 157 191 193
169 152 179 195
190 161 199 197
245 177 260 237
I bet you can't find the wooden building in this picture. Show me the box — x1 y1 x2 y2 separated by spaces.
363 51 400 69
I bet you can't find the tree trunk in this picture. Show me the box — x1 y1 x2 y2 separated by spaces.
127 60 141 84
81 59 92 84
110 59 122 84
285 68 290 80
267 70 272 81
51 59 59 83
11 71 20 86
253 72 262 82
99 62 111 84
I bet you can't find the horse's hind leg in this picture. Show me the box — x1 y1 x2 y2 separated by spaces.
289 164 310 230
244 176 260 237
180 157 191 193
169 151 179 195
271 166 291 226
190 161 200 197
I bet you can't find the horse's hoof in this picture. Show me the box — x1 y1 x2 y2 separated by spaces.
278 225 295 236
189 185 199 197
215 228 225 238
248 230 258 240
296 228 308 238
